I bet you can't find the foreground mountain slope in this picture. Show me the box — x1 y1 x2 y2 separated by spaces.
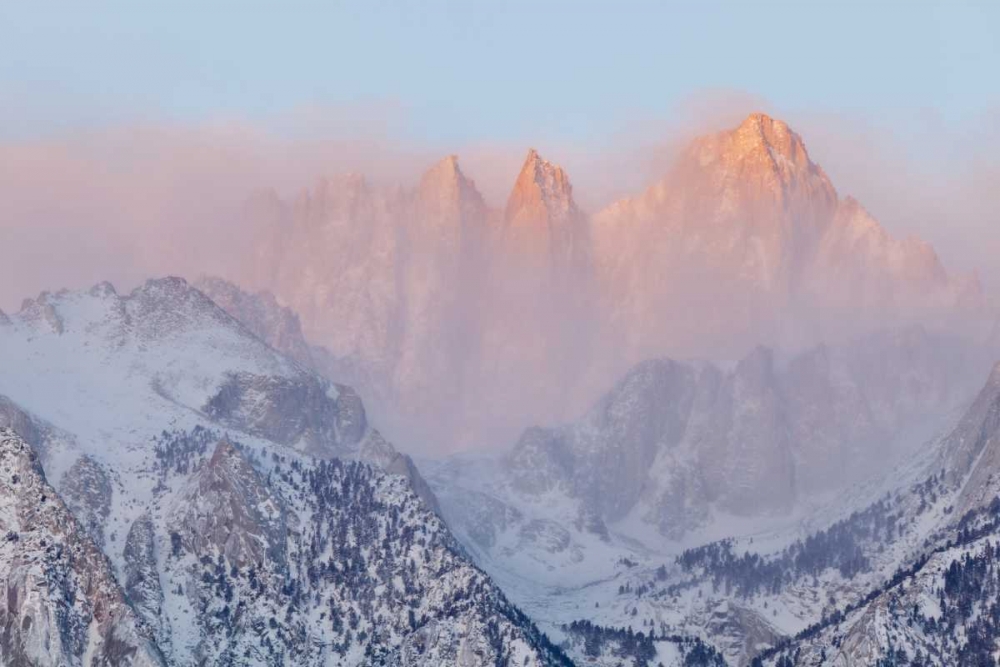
758 364 1000 665
0 279 571 666
123 275 995 667
138 429 572 665
625 359 1000 666
758 505 1000 666
0 428 165 667
749 363 1000 665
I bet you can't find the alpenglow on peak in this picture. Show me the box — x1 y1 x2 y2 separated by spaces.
505 148 579 226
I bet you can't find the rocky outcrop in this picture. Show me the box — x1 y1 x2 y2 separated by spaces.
169 439 287 571
203 372 361 457
122 513 166 646
199 369 441 512
17 292 64 334
60 455 113 549
378 443 443 516
505 351 795 529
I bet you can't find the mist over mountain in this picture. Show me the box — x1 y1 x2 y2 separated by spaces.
236 113 991 455
6 2 1000 663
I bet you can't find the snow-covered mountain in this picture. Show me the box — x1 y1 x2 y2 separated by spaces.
0 278 572 666
190 274 998 665
5 112 995 667
133 275 996 666
0 278 434 503
432 325 987 550
238 113 988 455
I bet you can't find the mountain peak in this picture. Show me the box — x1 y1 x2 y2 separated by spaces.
730 111 807 164
421 154 461 184
675 111 838 218
505 148 578 226
738 111 788 133
419 155 478 199
416 154 487 227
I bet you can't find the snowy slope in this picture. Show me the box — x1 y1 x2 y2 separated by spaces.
0 278 572 666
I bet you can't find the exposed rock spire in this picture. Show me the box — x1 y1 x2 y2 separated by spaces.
505 148 579 227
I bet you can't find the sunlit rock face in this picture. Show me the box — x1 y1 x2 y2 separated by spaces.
591 112 976 368
477 148 598 453
503 148 589 268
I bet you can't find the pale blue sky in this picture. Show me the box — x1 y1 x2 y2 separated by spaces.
2 1 997 143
